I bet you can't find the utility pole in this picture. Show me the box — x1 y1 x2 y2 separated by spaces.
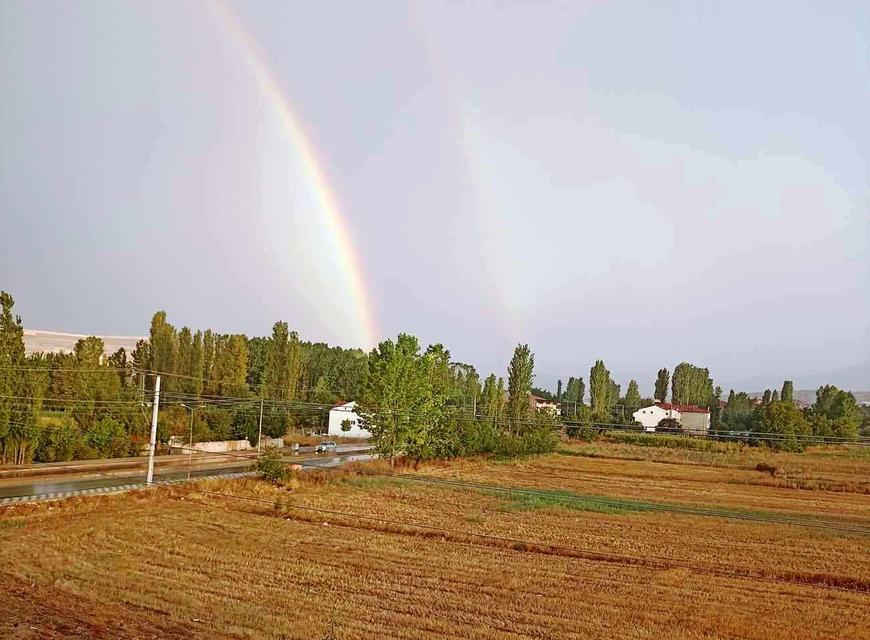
257 397 264 453
146 375 161 486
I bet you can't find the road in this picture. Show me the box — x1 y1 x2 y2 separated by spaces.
0 445 372 504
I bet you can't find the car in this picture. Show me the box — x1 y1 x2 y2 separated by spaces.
315 441 337 454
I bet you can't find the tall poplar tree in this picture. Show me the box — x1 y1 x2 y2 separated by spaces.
263 322 302 401
654 368 670 402
625 379 642 410
506 344 534 433
589 360 614 420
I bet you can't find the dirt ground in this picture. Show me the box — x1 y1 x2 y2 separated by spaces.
1 443 868 639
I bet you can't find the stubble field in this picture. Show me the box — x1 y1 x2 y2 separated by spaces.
1 440 868 639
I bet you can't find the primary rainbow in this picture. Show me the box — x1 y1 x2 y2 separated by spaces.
211 1 378 350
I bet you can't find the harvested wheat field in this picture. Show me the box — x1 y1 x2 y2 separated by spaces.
1 446 868 640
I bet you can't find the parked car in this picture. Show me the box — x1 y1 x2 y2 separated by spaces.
315 441 337 454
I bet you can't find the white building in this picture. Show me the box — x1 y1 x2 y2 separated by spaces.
632 403 680 431
327 401 371 439
632 402 711 434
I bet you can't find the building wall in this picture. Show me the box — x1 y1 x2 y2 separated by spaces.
327 402 371 439
632 405 674 430
680 411 710 434
169 439 251 454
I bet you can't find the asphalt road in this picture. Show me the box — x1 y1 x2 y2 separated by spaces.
0 446 372 502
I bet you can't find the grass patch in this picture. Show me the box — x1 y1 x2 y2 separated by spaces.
598 431 741 452
491 488 649 515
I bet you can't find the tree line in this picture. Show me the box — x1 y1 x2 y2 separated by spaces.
1 289 866 463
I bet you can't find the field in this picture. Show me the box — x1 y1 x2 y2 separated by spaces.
1 440 868 639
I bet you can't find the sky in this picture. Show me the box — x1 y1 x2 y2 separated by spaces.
1 0 868 394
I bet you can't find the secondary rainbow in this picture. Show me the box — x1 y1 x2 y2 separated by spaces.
211 0 378 349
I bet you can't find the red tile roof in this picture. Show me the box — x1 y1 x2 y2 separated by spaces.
654 402 710 414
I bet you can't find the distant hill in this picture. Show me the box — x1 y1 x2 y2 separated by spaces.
24 330 145 356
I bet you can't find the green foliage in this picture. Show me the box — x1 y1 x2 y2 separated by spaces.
480 374 505 425
531 386 557 402
449 362 480 409
654 368 669 402
506 344 534 432
358 334 434 463
751 400 811 451
657 417 681 432
263 322 303 402
810 385 860 439
594 431 739 452
0 291 46 463
85 417 131 458
589 360 615 421
255 448 288 484
781 380 794 403
563 376 585 406
35 419 85 463
671 363 713 407
624 380 642 411
721 390 755 432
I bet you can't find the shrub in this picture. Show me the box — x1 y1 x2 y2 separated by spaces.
84 417 131 458
34 419 85 463
255 448 288 484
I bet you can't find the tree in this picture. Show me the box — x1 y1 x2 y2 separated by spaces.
190 330 204 397
589 360 614 421
148 311 177 390
176 326 194 392
506 344 534 433
624 380 642 410
263 322 303 402
556 379 562 402
563 377 585 415
481 374 505 426
752 400 811 451
722 390 754 432
0 291 27 460
810 385 860 439
213 335 249 396
358 334 432 465
671 363 713 407
762 389 772 405
771 389 779 403
781 380 794 403
654 368 670 402
202 329 216 393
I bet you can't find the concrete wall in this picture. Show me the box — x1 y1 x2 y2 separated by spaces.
170 439 251 454
680 412 710 435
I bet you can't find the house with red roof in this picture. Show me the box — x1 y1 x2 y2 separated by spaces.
632 401 711 435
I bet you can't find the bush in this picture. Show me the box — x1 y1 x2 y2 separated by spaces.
491 427 556 458
84 417 131 458
34 418 84 463
255 448 288 484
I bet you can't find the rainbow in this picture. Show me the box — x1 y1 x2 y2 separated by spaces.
210 1 378 350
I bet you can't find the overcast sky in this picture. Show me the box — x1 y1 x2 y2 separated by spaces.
1 0 868 393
